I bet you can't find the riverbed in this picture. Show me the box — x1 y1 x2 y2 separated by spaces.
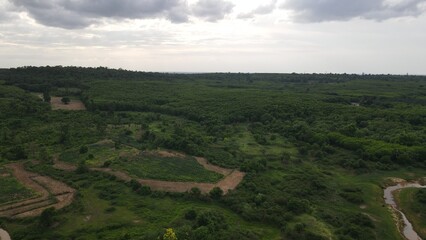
0 228 11 240
384 182 426 240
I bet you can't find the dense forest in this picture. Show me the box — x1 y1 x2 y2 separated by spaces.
0 66 425 240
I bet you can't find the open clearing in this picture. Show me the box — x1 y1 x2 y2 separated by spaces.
50 97 86 110
0 163 75 218
114 152 224 183
93 167 244 194
34 93 86 110
55 149 245 194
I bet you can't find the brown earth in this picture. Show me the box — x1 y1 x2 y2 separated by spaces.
146 150 187 159
50 97 86 111
94 139 115 147
53 157 77 171
0 163 75 218
195 157 233 176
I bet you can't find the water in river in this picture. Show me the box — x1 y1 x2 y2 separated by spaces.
384 182 426 240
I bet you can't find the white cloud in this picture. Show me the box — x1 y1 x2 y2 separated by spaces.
1 0 426 74
238 0 277 19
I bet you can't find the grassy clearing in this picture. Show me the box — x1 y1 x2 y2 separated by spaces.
0 166 34 205
113 155 223 183
396 188 426 239
225 125 298 158
59 140 137 167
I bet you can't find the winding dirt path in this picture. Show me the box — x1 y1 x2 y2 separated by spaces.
55 150 245 194
0 163 76 219
94 168 244 194
195 157 233 176
0 228 11 240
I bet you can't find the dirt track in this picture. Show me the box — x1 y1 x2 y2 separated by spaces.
95 168 244 194
93 150 245 194
0 163 76 218
54 149 245 194
195 157 233 176
53 157 77 171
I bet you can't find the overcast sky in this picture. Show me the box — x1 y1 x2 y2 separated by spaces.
1 0 425 74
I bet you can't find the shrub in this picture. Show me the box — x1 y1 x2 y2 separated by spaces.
79 146 88 154
209 187 223 200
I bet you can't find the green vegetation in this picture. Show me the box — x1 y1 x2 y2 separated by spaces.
0 66 425 240
396 188 426 239
0 167 34 204
113 154 223 183
59 140 130 166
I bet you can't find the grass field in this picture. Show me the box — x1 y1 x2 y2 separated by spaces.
2 68 426 240
113 155 224 183
59 140 137 167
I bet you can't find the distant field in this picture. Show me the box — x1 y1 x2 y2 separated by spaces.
50 97 86 111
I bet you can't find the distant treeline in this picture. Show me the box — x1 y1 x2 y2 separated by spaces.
1 66 425 92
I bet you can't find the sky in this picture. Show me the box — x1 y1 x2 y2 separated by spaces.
0 0 425 74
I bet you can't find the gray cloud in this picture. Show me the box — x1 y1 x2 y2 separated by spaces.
9 0 190 29
0 1 17 22
282 0 426 22
238 0 277 19
191 0 234 22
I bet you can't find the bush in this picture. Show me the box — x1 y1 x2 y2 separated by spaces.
79 146 88 154
416 189 426 204
209 187 223 200
196 211 228 231
39 207 55 228
190 187 202 197
185 209 197 220
102 160 112 168
61 97 71 104
129 179 142 191
138 186 152 196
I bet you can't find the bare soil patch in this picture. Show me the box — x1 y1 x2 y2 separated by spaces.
146 150 186 158
92 168 132 182
195 157 233 176
0 163 75 218
215 170 245 193
50 97 86 111
93 139 115 147
53 158 77 171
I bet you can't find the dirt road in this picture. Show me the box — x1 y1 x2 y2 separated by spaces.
0 163 76 218
53 149 245 194
0 228 11 240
